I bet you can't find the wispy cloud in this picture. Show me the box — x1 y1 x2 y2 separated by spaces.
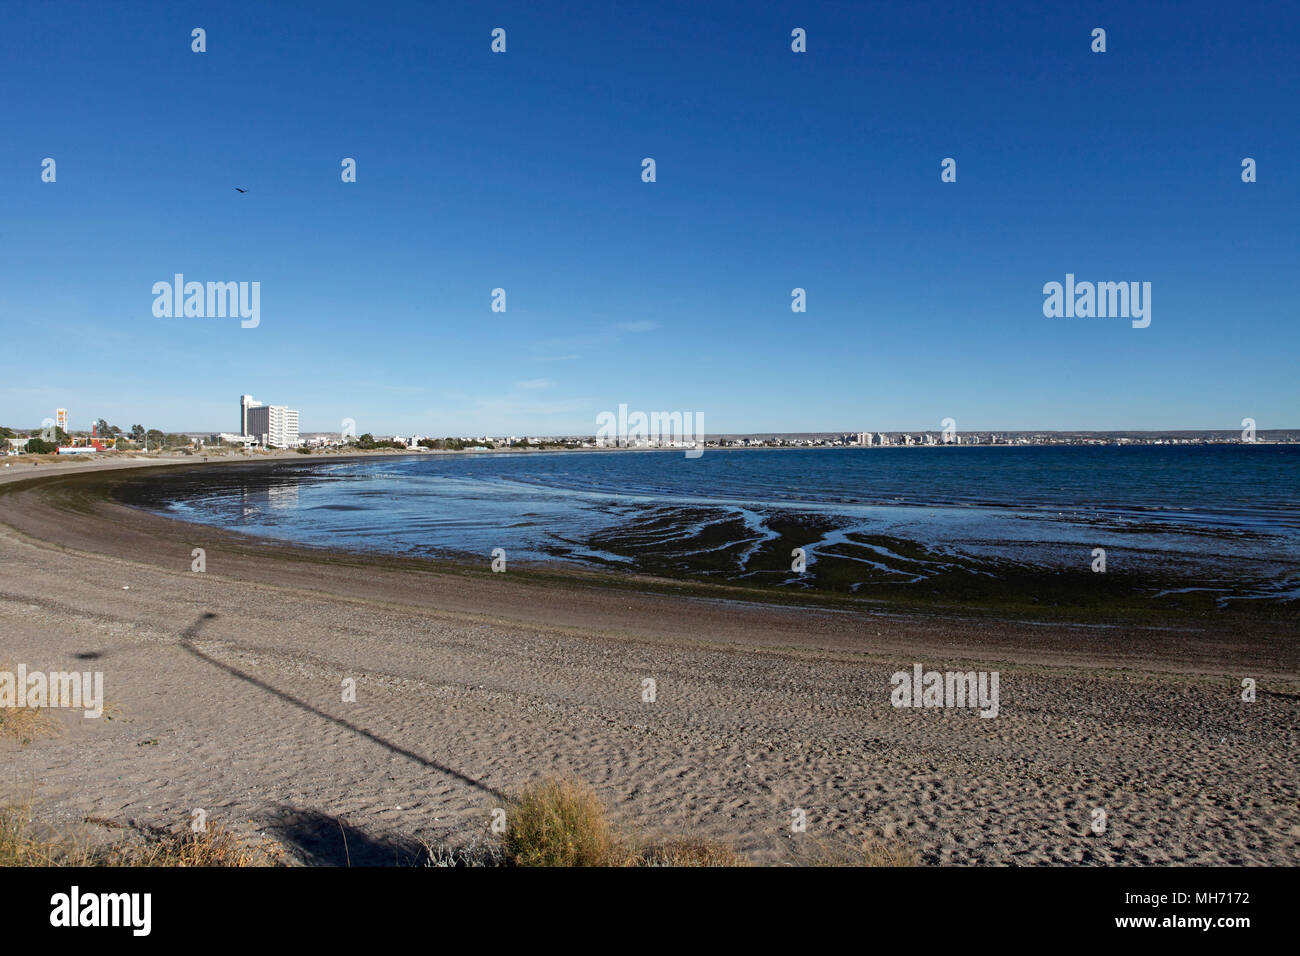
527 319 663 363
515 378 553 390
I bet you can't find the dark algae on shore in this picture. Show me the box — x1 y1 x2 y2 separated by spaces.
81 446 1300 629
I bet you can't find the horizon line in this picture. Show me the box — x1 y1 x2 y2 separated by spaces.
22 426 1298 437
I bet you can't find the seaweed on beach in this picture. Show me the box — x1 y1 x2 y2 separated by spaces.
570 503 1298 624
25 459 1296 629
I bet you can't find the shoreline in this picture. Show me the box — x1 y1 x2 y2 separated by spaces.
108 451 1300 634
2 459 1297 865
6 457 1298 674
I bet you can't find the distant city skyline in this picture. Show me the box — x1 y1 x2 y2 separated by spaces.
11 403 1297 443
2 1 1297 434
6 406 1300 439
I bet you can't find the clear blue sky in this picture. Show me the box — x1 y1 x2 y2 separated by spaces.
2 0 1297 435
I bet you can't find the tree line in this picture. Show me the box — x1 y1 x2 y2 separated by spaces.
1 421 192 453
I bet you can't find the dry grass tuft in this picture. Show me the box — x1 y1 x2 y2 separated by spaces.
499 778 747 867
0 662 62 745
860 837 919 866
123 822 283 867
633 837 749 867
789 832 921 867
1 802 283 867
0 705 60 745
0 803 93 866
421 840 506 867
502 777 616 867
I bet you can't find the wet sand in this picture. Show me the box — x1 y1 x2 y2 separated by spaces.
1 457 1297 865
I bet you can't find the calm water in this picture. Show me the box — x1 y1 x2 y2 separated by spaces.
123 445 1300 602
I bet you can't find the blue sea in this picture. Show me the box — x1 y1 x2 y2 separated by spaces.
126 445 1300 604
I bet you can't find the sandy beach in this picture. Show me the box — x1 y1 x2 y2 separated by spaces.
1 456 1297 865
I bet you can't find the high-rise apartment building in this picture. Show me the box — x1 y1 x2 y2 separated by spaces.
240 394 299 448
240 394 259 436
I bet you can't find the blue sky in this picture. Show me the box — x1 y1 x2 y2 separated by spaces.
2 0 1297 435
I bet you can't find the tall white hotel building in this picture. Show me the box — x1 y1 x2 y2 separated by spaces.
240 394 300 449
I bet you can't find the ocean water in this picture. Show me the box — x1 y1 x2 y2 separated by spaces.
122 445 1300 603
